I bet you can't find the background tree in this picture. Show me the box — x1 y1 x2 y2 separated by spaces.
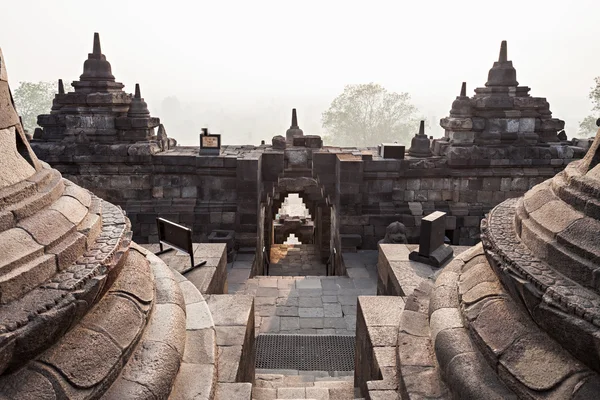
12 81 71 133
578 77 600 137
321 83 422 147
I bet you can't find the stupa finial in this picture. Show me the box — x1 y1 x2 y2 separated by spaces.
58 79 65 94
418 120 425 136
135 83 141 99
291 108 298 128
93 32 101 56
498 40 508 62
460 82 466 97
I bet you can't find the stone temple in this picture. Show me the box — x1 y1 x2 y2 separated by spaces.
0 33 599 399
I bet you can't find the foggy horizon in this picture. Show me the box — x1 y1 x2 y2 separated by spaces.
2 0 598 146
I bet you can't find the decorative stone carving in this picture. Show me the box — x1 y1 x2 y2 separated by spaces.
378 221 408 245
272 135 286 149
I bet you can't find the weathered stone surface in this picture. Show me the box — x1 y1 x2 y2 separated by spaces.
109 249 154 303
499 333 584 391
446 351 517 399
183 328 216 365
430 307 463 343
170 363 216 400
0 127 36 188
39 327 121 388
0 368 57 400
186 301 214 331
121 340 180 398
84 294 144 350
49 196 88 225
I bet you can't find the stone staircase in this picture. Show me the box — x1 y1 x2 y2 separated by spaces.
253 373 363 399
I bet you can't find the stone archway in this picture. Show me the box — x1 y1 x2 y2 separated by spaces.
261 176 334 276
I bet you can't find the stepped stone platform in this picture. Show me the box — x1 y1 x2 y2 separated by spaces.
354 130 600 398
0 46 254 400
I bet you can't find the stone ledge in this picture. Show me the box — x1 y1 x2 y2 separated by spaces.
429 261 517 399
455 244 600 399
483 198 600 372
355 295 402 399
0 199 131 374
206 294 255 385
170 266 218 400
104 248 185 400
396 281 450 400
0 242 155 399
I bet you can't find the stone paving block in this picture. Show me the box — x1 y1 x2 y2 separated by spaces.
257 304 276 317
256 287 279 297
296 279 322 289
280 317 300 331
324 317 347 329
344 315 357 330
299 297 323 308
341 305 356 316
277 297 299 307
299 308 324 318
260 316 281 333
276 306 299 317
300 318 324 329
255 296 277 306
322 295 337 303
306 386 330 399
215 382 252 400
299 289 323 297
324 304 343 317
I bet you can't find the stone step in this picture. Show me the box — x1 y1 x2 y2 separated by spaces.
0 245 156 399
5 168 64 221
0 168 53 212
0 200 131 373
448 243 600 399
428 246 517 399
397 281 450 400
105 247 185 399
253 375 359 400
169 265 219 400
0 253 55 304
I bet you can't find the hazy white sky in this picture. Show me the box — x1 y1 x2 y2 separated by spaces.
1 0 599 144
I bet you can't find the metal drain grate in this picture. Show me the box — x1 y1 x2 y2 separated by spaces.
256 335 355 371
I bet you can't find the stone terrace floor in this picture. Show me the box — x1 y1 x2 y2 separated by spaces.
228 248 378 336
268 244 327 276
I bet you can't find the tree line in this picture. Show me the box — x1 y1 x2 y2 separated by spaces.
12 78 600 144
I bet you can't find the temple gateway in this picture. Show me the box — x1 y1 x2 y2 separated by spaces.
0 33 598 399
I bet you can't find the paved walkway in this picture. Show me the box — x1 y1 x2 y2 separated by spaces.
227 250 378 336
269 244 325 276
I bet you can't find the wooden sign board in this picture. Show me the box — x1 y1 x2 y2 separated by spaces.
199 129 221 155
156 218 206 272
